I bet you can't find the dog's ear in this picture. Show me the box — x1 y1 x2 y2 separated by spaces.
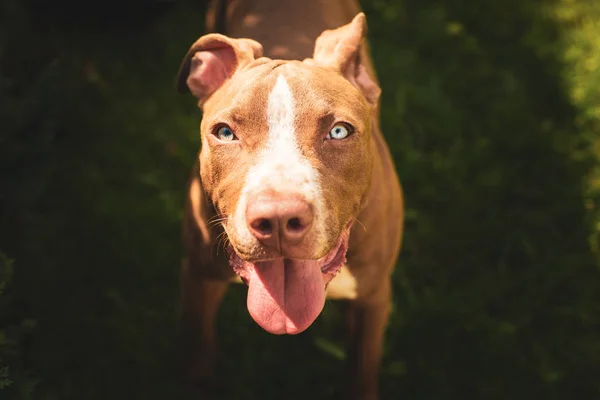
177 34 263 104
310 13 380 106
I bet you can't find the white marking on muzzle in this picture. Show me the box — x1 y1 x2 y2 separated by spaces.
232 74 325 253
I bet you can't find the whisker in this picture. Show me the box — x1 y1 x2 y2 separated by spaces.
214 230 229 255
207 215 224 223
211 230 225 255
221 237 231 252
208 217 229 229
352 217 367 232
207 212 229 225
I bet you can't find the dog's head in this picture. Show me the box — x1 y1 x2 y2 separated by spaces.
178 13 379 335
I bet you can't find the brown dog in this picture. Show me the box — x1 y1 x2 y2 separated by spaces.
177 1 403 398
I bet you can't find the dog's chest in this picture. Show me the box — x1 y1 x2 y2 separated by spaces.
325 264 358 299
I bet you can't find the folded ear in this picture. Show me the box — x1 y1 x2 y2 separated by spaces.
310 13 380 106
177 33 263 105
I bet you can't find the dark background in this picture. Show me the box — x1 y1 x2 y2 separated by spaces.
1 0 600 398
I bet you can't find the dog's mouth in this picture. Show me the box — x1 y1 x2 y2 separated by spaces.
227 225 351 335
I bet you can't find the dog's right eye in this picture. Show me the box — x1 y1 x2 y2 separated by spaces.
326 123 353 140
215 126 238 141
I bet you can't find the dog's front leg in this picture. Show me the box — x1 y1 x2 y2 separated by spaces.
345 277 392 400
180 258 229 396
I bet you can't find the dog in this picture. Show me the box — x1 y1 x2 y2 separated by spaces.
177 1 404 398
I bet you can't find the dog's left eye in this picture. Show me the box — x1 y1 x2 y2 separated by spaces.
215 126 238 141
327 123 351 140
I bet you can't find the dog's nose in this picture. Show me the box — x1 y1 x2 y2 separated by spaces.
246 194 314 250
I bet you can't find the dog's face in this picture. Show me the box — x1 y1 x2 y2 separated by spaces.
200 62 372 261
178 14 380 335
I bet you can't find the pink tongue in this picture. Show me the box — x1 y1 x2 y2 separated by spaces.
247 259 325 335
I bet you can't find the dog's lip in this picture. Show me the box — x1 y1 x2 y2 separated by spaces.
318 231 349 274
228 222 352 280
232 250 281 263
229 234 348 265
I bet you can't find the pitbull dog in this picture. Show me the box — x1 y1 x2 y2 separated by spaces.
177 1 403 398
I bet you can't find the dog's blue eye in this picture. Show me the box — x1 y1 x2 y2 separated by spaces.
216 126 237 141
327 124 351 140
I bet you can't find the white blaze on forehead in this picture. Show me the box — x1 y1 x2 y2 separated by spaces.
247 74 320 192
251 74 320 194
268 74 296 143
232 74 325 251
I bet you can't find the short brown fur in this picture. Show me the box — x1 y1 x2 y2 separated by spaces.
178 1 404 399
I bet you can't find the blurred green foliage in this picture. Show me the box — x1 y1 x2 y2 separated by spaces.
1 0 599 399
0 252 15 390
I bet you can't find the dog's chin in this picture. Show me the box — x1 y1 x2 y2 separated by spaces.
226 225 351 335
